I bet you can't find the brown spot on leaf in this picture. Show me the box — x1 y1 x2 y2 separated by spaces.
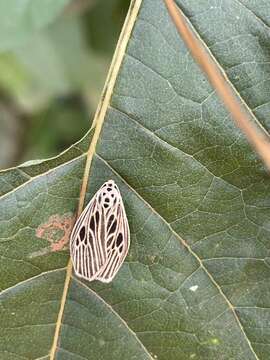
36 213 76 252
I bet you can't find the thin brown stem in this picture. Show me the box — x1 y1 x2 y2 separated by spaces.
164 0 270 171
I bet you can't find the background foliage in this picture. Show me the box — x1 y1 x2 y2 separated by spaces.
1 0 270 359
0 0 129 168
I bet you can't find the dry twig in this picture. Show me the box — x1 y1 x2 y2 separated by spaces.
164 0 270 171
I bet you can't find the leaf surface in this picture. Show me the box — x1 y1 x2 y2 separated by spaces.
1 0 270 359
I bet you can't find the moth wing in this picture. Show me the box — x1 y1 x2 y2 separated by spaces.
70 193 107 281
96 198 130 283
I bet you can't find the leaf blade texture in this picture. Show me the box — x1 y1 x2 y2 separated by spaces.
0 0 270 359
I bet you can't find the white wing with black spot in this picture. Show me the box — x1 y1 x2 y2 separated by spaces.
70 180 130 283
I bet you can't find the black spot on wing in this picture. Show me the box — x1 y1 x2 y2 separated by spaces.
95 211 100 224
79 226 85 241
109 220 117 234
116 233 123 247
90 217 95 231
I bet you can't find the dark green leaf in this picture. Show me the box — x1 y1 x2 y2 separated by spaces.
1 0 270 359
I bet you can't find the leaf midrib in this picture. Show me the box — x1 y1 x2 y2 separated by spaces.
49 1 143 358
3 1 263 358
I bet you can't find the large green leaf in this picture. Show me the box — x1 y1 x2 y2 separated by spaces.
1 0 270 359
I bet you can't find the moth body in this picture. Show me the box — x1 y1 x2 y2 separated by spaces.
70 180 130 283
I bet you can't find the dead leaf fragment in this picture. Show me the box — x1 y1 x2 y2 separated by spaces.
36 213 76 252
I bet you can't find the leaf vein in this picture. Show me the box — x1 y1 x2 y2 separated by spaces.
96 153 259 359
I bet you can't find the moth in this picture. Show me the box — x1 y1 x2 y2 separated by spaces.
70 180 130 283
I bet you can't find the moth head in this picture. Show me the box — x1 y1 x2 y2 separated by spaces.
99 180 120 209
